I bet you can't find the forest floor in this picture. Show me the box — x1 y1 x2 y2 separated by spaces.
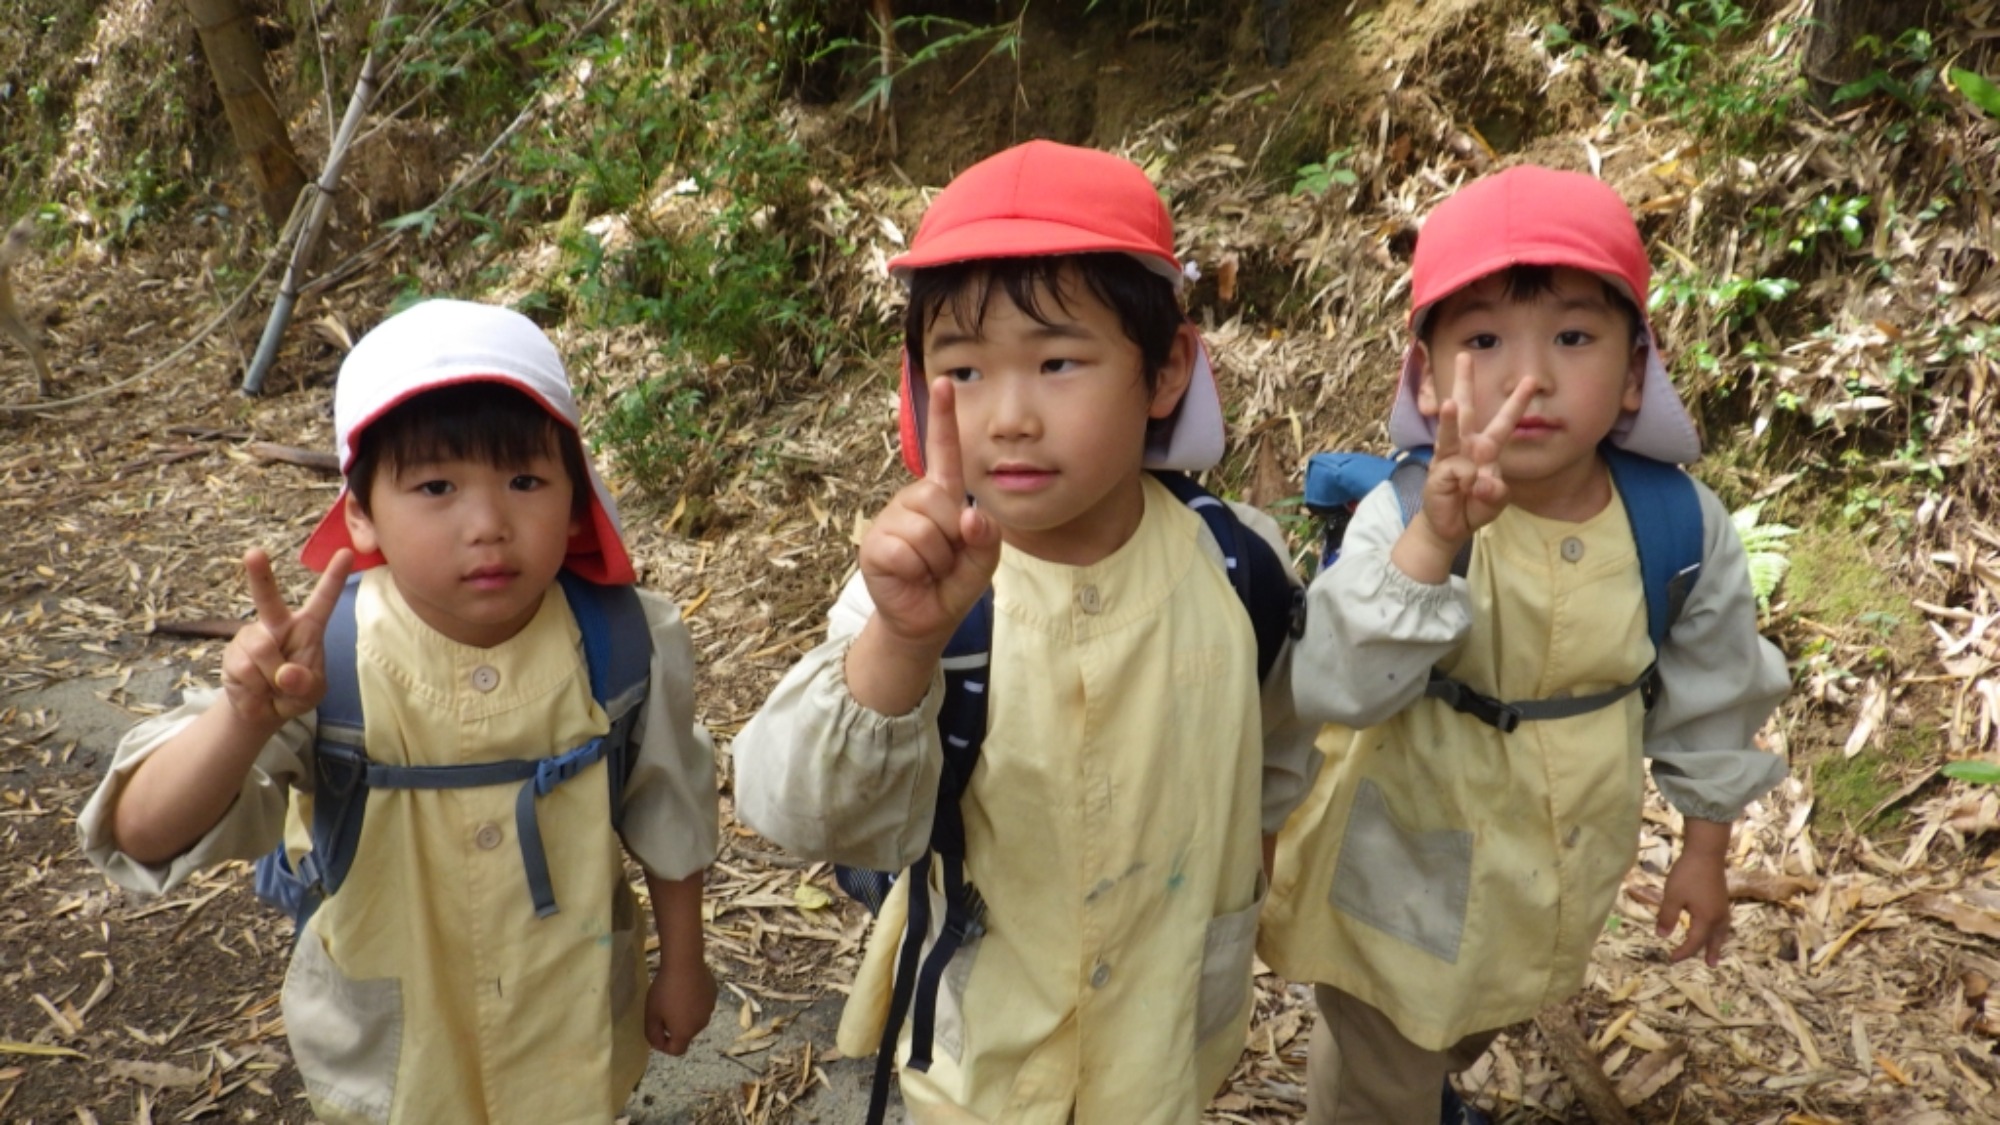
5 0 2000 1123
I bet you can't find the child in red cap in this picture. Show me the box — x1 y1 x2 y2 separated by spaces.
1260 166 1790 1123
734 140 1316 1122
80 300 719 1123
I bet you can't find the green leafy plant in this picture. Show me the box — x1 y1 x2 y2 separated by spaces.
1942 760 2000 785
1602 0 1803 151
1949 66 2000 118
1730 503 1797 612
1293 147 1359 197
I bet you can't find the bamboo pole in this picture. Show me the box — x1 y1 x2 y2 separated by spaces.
242 0 400 395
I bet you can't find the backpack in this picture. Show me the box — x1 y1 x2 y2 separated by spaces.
251 570 653 926
1302 443 1704 732
836 469 1298 1125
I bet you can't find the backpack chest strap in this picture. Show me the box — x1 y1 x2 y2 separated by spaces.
323 736 610 918
1424 664 1658 734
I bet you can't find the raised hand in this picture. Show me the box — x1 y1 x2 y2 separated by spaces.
1421 356 1538 545
219 547 354 728
857 378 1003 648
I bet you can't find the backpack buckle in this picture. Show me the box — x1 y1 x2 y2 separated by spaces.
1426 675 1523 734
533 738 604 796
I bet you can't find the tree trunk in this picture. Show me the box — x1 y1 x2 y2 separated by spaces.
1802 0 1938 103
182 0 307 228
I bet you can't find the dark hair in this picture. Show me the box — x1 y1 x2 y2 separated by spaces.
347 382 591 518
1417 264 1646 347
903 252 1185 392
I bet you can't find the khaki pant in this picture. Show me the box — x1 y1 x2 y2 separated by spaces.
1306 985 1498 1125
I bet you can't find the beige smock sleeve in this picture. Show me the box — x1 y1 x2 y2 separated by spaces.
732 573 946 872
1643 480 1790 822
77 692 312 895
1291 484 1473 730
618 589 721 880
1222 499 1321 835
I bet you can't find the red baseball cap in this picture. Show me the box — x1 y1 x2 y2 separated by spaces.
1387 165 1702 464
298 300 637 585
887 140 1226 474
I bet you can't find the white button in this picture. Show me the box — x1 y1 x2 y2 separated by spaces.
1090 962 1110 989
474 823 504 850
1076 585 1103 615
470 665 501 693
1560 537 1585 563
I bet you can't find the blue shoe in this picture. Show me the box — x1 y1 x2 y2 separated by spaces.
1441 1081 1492 1125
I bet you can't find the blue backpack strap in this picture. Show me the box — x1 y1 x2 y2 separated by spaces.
257 572 655 924
556 572 651 824
1601 447 1702 649
253 573 365 927
1149 470 1296 682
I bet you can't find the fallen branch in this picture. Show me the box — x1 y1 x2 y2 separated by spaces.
1534 999 1635 1125
246 441 339 473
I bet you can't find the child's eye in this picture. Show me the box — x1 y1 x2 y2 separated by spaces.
510 474 547 491
1465 333 1500 350
1555 330 1592 347
415 480 454 497
1041 357 1080 375
944 367 980 383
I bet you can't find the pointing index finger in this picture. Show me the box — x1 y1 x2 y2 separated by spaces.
924 376 966 499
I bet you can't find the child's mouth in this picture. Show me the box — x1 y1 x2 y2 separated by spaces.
989 466 1056 492
465 567 517 589
1514 415 1560 437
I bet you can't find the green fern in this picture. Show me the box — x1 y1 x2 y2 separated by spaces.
1731 503 1797 613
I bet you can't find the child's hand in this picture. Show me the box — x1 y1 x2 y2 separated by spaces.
645 955 717 1057
1419 357 1539 545
219 548 354 729
1657 820 1733 966
858 377 1003 647
1392 359 1537 583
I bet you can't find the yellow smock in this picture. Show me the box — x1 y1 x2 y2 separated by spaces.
82 571 718 1123
1263 477 1788 1050
736 477 1313 1123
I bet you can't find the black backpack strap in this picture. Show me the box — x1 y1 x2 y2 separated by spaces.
1148 470 1295 682
864 593 995 1123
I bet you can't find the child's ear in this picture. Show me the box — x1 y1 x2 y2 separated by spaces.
343 492 381 556
1621 341 1648 413
1147 323 1199 420
1414 341 1443 418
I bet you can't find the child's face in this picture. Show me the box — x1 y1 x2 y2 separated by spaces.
1416 265 1645 502
922 269 1192 566
343 445 581 647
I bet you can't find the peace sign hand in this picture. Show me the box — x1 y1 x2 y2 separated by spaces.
857 378 1003 649
1393 358 1537 583
218 548 354 728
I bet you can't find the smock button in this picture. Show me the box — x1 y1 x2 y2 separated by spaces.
1090 962 1111 989
1076 585 1103 615
1560 537 1585 563
470 665 501 693
474 823 504 851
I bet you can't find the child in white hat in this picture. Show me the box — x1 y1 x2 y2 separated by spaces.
733 140 1317 1122
1261 166 1790 1124
80 299 719 1123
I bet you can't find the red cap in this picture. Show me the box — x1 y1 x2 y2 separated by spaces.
888 141 1226 473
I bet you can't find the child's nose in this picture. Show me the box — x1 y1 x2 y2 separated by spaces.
464 492 511 541
988 375 1041 438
